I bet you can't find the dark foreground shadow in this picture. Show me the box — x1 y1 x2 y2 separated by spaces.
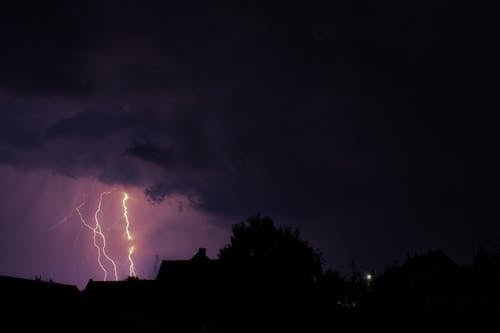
1 216 499 333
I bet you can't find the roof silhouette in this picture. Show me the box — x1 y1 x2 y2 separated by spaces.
156 247 222 286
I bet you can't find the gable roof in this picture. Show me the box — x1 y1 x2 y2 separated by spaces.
156 248 220 283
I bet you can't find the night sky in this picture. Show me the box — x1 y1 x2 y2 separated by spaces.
0 0 495 288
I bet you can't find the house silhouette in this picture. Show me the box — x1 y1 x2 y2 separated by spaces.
0 275 79 311
156 247 223 288
1 247 498 332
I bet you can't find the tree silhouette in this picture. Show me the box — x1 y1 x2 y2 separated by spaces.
219 214 323 286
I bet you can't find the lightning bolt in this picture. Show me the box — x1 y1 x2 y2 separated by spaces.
61 191 139 281
122 193 133 241
94 191 119 281
128 246 137 277
49 196 88 231
122 192 138 277
75 201 109 280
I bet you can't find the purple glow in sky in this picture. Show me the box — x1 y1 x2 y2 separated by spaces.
0 165 229 289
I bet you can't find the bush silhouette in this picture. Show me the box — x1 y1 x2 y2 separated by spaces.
219 214 323 287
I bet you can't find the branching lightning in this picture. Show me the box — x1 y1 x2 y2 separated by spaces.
61 191 140 281
128 246 137 277
122 192 137 277
94 191 119 281
122 193 133 241
75 201 109 280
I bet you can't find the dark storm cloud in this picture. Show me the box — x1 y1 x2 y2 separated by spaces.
126 141 175 169
0 0 496 269
0 1 92 96
0 102 42 149
45 109 144 139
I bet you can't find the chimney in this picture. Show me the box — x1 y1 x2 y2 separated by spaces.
192 247 208 262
